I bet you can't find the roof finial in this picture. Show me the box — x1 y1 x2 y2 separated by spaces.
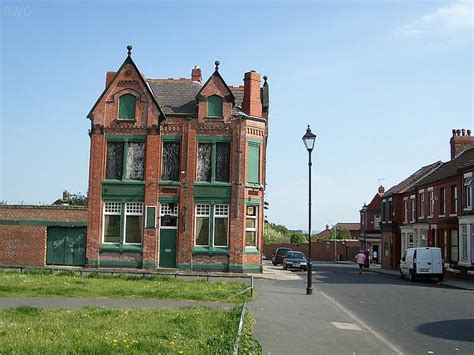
215 60 220 70
263 75 268 82
127 45 133 56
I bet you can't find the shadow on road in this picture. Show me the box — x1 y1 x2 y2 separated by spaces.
416 319 474 341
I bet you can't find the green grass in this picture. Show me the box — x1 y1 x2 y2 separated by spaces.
0 306 261 354
0 271 252 303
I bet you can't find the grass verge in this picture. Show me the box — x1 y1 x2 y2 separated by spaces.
0 271 252 303
0 306 260 354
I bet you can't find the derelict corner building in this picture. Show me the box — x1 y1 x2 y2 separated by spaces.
85 46 269 272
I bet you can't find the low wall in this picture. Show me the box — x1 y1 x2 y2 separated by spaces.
263 240 360 261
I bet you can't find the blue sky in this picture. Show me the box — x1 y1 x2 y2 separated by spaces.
1 1 472 231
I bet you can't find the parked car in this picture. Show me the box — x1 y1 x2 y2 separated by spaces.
400 247 444 281
272 247 291 265
283 251 308 271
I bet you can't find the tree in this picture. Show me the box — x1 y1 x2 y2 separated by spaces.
290 232 307 244
332 228 354 240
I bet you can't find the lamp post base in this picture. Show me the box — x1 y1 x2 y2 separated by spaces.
306 260 313 295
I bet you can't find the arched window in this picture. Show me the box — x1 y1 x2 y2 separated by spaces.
207 95 223 117
119 94 136 120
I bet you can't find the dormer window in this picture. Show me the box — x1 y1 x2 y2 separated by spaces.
119 94 136 120
207 95 223 117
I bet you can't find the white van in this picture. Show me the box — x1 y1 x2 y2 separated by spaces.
400 247 444 281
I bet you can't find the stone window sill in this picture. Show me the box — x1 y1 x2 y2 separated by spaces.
100 244 142 253
243 247 260 254
192 246 229 255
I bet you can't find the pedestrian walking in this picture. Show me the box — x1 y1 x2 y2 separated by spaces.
355 251 366 274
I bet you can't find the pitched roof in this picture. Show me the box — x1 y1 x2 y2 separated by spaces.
384 161 443 196
146 79 201 116
367 192 382 210
334 223 360 231
87 55 165 121
413 148 474 188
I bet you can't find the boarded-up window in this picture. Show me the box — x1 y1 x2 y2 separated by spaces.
126 143 144 180
162 142 180 181
247 143 260 184
106 142 124 180
216 143 230 182
119 94 136 120
207 95 223 117
197 143 212 182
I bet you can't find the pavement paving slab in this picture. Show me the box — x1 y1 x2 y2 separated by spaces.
249 277 402 355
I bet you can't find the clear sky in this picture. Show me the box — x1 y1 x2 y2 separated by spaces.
1 0 472 231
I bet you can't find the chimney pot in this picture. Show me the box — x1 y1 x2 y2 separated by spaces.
468 130 471 136
462 129 466 136
457 129 461 136
378 185 385 194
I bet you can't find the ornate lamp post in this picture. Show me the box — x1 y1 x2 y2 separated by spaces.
361 203 368 251
302 125 316 295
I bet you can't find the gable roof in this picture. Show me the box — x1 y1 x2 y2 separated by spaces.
87 54 165 122
384 161 443 196
413 148 474 189
334 223 360 231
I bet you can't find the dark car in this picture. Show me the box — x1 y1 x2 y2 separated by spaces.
283 251 308 271
272 247 291 265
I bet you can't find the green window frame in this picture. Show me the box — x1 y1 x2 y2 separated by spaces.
247 142 260 185
196 137 230 183
103 202 143 246
207 95 223 117
105 136 146 181
119 94 137 120
195 204 229 247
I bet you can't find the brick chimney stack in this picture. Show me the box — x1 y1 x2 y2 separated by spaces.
191 65 202 83
450 128 474 159
242 71 262 117
378 185 385 195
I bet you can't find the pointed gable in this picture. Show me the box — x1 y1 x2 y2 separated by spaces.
87 46 165 127
196 61 235 121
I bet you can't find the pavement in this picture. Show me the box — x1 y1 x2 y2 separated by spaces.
0 297 235 310
365 263 474 291
249 262 403 355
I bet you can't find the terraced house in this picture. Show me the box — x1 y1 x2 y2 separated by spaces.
85 46 269 272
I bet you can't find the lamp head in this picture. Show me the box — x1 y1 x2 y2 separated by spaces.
302 125 317 152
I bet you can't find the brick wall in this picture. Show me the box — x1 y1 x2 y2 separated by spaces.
0 205 88 222
263 240 360 262
0 225 46 266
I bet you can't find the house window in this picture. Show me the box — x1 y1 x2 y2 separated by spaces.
403 200 408 222
440 188 446 215
460 225 468 261
207 95 223 117
119 94 136 120
246 206 258 247
160 203 178 228
408 233 414 248
451 186 458 214
104 202 121 243
464 178 472 209
381 200 386 222
411 197 416 221
195 204 229 247
162 142 180 181
388 200 393 222
196 141 230 183
103 202 143 244
106 141 144 180
374 214 381 230
428 190 434 217
247 143 260 184
419 192 424 218
450 229 458 263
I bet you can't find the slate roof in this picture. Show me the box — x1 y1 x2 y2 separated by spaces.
146 79 201 116
384 161 443 196
411 148 474 189
334 223 360 231
146 80 247 116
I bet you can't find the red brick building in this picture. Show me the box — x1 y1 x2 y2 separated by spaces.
85 46 268 272
359 186 384 256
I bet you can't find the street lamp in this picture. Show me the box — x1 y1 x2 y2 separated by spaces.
333 224 338 262
302 125 316 295
361 203 368 251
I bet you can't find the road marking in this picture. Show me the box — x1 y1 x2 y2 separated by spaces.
331 322 362 330
318 290 404 355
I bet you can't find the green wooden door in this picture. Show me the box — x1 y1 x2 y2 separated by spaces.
46 227 86 266
159 229 177 268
